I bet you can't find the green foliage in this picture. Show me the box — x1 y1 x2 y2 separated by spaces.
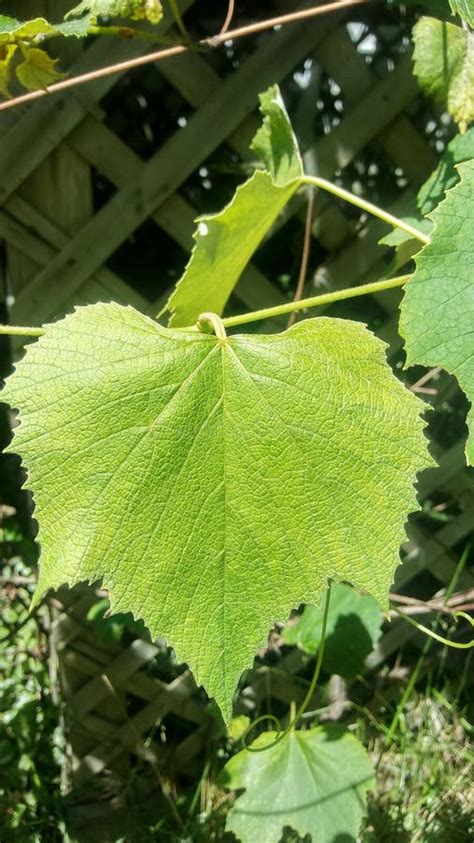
165 84 303 327
0 525 66 841
412 16 474 133
417 125 474 214
0 13 89 97
282 582 382 679
400 160 474 464
66 0 163 24
222 724 375 843
449 0 474 25
3 302 431 723
16 47 65 91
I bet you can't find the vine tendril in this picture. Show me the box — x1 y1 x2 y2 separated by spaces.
392 604 474 649
241 579 332 753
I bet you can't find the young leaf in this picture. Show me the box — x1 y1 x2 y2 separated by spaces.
412 17 474 133
165 84 304 328
400 160 474 464
0 43 17 97
250 85 303 185
66 0 163 24
222 724 375 843
0 18 58 44
282 582 382 679
3 302 431 722
450 0 474 25
16 47 65 91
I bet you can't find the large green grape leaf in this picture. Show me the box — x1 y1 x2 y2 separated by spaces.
282 582 382 679
413 17 474 133
222 724 375 843
165 85 303 328
3 302 431 722
400 160 474 465
450 0 474 25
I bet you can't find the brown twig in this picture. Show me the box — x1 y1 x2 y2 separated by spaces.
0 0 368 112
220 0 236 35
287 189 315 328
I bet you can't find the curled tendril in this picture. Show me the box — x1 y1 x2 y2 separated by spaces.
393 605 474 649
241 579 333 753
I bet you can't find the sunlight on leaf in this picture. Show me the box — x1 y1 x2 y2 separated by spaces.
164 84 304 327
222 724 375 843
3 303 432 721
413 16 474 133
400 160 474 464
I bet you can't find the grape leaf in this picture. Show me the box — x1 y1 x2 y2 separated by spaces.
222 724 375 843
282 582 382 679
413 17 474 133
417 126 474 214
16 47 65 91
379 216 433 271
400 160 474 464
3 302 431 722
165 84 303 328
0 18 58 43
66 0 163 24
450 0 474 25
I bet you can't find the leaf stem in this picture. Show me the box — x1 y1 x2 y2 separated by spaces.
242 580 332 753
216 274 411 330
0 324 45 337
301 176 430 244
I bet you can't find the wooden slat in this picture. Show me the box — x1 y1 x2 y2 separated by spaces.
13 20 333 325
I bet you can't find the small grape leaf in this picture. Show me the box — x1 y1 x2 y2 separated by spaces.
3 302 432 722
0 43 17 97
222 724 375 843
417 125 474 215
66 0 163 24
450 0 474 26
379 216 433 271
282 582 382 679
400 160 474 464
413 17 474 133
165 84 303 328
16 47 65 91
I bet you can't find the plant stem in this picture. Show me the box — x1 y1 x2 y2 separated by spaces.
0 325 45 337
0 0 367 111
217 274 411 330
301 176 430 244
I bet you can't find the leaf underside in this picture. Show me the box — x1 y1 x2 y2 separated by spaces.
3 303 431 721
400 160 474 464
223 724 375 843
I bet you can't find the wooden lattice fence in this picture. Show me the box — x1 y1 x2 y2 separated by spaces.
1 1 473 837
